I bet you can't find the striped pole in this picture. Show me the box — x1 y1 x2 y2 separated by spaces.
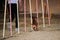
36 0 39 27
9 0 12 36
17 0 20 34
46 0 50 26
41 0 45 27
29 0 33 30
3 0 7 38
24 0 27 32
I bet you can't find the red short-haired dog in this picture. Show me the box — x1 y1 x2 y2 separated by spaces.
32 16 38 31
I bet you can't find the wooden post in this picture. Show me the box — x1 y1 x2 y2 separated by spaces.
36 0 39 27
3 0 7 38
41 0 45 27
9 0 12 36
29 0 33 30
24 0 27 32
17 0 20 34
46 0 50 26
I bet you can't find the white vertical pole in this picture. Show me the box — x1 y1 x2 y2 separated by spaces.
3 0 7 38
9 0 12 36
36 0 39 27
41 0 45 27
17 0 20 34
29 0 33 30
24 0 26 32
46 0 50 26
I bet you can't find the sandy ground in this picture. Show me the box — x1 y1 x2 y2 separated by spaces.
0 24 60 40
5 31 60 40
0 31 60 40
0 14 60 40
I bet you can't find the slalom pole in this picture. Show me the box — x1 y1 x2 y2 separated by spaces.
24 0 27 32
17 0 20 34
46 0 50 26
41 0 45 27
29 0 33 30
3 0 7 38
36 0 39 27
9 0 12 36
